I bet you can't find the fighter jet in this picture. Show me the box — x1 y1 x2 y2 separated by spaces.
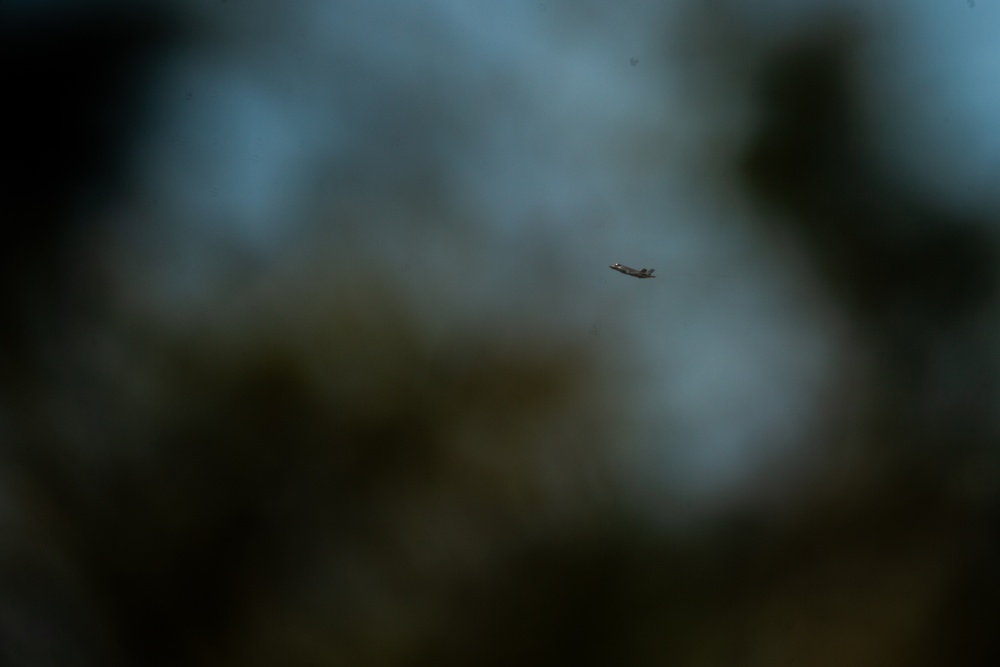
609 263 655 278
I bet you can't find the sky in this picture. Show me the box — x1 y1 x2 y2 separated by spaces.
36 0 1000 513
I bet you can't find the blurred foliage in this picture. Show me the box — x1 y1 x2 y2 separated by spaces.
2 2 1000 667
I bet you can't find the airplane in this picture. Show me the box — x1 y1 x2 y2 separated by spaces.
609 263 655 278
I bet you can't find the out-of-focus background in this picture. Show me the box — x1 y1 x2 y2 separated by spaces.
2 0 999 664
